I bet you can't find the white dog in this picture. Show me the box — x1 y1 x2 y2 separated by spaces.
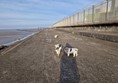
55 44 62 56
54 35 58 38
64 47 78 57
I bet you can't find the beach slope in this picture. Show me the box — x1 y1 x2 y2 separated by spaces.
0 29 118 83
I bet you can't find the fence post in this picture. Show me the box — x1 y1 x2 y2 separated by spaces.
77 13 79 25
92 5 95 23
83 10 85 24
106 0 109 22
111 0 116 19
114 0 117 20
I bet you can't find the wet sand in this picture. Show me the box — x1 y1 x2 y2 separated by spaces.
0 29 36 45
0 28 118 83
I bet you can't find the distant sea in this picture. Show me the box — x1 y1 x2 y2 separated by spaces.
0 29 36 46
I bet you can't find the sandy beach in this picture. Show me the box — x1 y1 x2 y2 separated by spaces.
0 28 118 83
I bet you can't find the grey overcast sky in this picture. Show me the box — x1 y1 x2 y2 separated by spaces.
0 0 103 29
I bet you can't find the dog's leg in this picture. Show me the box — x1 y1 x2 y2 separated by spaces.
68 52 70 56
73 53 75 57
56 51 59 56
76 51 78 56
58 51 61 56
76 53 78 56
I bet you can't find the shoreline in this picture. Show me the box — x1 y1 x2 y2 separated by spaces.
0 32 38 51
3 32 38 46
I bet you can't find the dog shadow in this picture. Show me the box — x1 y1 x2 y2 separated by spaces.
59 43 80 83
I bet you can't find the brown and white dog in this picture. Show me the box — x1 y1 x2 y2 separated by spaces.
55 44 62 56
64 47 78 57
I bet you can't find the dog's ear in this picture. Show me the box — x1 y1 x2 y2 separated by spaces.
55 45 57 48
55 44 59 47
70 48 72 52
